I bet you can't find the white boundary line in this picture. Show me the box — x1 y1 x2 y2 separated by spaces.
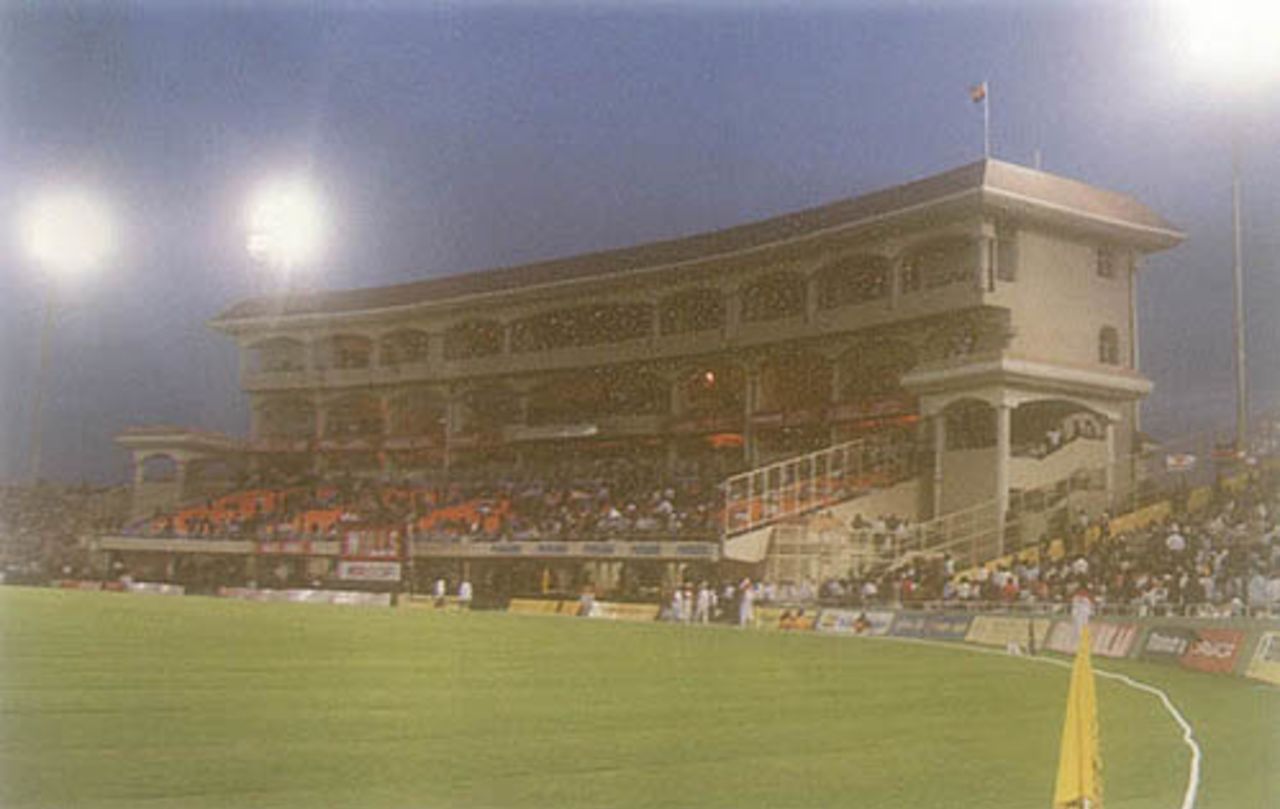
859 633 1201 809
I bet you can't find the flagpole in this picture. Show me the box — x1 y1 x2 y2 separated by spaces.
983 80 991 158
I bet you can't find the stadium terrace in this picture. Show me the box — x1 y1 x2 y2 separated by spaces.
93 158 1200 597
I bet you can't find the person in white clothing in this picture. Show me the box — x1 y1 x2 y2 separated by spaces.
1070 584 1094 637
433 577 447 608
694 583 714 624
457 579 473 610
738 578 755 627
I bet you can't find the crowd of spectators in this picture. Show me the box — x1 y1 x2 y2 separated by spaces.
827 464 1280 616
129 456 724 543
0 484 129 583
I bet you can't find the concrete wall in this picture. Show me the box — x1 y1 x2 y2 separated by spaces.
989 228 1134 369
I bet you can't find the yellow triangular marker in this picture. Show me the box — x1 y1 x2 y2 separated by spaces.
1053 624 1102 808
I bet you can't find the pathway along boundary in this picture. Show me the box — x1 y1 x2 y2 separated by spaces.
866 632 1201 809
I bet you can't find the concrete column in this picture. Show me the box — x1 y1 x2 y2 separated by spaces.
977 221 997 291
932 414 947 518
725 289 742 341
1104 419 1117 509
995 403 1012 557
744 367 760 468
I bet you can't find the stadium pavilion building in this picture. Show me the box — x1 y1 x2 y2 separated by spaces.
110 158 1183 587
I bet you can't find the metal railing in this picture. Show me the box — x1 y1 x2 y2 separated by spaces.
722 436 914 537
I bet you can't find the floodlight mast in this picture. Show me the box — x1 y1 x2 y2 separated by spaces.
1170 0 1279 454
18 189 115 483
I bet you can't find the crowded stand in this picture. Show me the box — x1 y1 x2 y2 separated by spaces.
0 484 128 583
126 456 723 543
822 463 1280 616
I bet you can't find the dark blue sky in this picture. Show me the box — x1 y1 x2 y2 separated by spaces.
2 2 1277 484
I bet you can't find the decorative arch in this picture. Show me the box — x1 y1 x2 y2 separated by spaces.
679 361 746 419
444 320 503 360
816 254 890 309
660 288 725 335
836 339 918 402
388 387 445 438
941 398 996 450
741 271 806 323
758 350 833 412
256 396 315 439
315 334 373 370
324 393 383 439
900 236 974 293
509 303 653 353
379 329 430 367
249 337 306 373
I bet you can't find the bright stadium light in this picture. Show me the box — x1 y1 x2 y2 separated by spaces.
1167 0 1279 452
1169 0 1280 83
18 186 116 483
245 178 326 273
19 189 115 279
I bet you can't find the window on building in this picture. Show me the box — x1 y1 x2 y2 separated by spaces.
510 303 652 353
251 338 306 373
316 335 373 370
1098 326 1120 365
996 230 1017 282
1096 247 1116 279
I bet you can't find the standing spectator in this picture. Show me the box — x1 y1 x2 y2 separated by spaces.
457 578 473 611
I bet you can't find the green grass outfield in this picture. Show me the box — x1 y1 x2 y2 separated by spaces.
0 588 1275 809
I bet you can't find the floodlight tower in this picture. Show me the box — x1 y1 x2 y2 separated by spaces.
18 189 115 483
1172 0 1280 453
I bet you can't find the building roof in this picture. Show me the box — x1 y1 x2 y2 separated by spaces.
213 159 1183 325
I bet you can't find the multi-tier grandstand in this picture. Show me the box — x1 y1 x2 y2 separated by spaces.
85 159 1211 594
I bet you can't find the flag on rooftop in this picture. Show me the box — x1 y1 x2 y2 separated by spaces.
970 81 988 103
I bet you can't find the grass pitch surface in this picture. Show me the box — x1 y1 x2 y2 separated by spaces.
0 588 1274 809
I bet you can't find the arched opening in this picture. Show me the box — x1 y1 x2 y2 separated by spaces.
379 329 430 367
139 454 178 483
510 303 653 353
461 382 519 434
444 320 503 360
680 362 746 420
249 337 306 373
324 394 383 439
741 272 806 323
1012 400 1107 458
256 397 316 439
816 255 890 309
388 387 445 439
758 351 832 413
660 288 725 335
836 339 917 403
315 334 373 370
900 237 974 293
943 399 995 450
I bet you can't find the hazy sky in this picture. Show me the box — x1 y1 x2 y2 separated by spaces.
1 1 1277 484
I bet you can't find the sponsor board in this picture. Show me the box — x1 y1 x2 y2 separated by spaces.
1044 621 1138 658
336 560 402 583
257 539 314 555
755 606 819 632
217 587 390 607
55 579 104 591
1245 631 1280 686
889 613 973 640
965 616 1052 649
508 598 569 615
815 609 894 636
589 601 660 622
126 582 186 596
1180 628 1245 674
1140 626 1197 662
